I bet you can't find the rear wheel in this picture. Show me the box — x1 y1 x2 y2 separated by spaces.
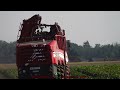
64 65 70 79
57 64 70 79
60 65 64 79
57 65 61 79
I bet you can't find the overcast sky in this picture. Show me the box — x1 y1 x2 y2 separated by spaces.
0 11 120 46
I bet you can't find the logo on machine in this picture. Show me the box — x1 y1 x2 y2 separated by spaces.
30 67 40 70
30 49 38 60
28 48 45 61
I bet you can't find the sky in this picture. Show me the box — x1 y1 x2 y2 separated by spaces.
0 11 120 47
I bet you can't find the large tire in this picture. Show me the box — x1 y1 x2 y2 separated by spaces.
57 65 61 79
57 64 70 79
60 65 65 79
57 65 65 79
64 65 70 79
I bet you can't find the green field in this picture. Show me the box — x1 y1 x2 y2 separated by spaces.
68 61 120 66
0 61 120 79
69 61 120 79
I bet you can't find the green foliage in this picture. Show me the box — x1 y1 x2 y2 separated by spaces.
0 68 18 79
0 40 16 57
68 41 120 61
70 66 90 79
70 64 120 79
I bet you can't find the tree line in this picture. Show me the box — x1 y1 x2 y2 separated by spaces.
0 40 120 62
68 41 120 62
0 40 16 57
